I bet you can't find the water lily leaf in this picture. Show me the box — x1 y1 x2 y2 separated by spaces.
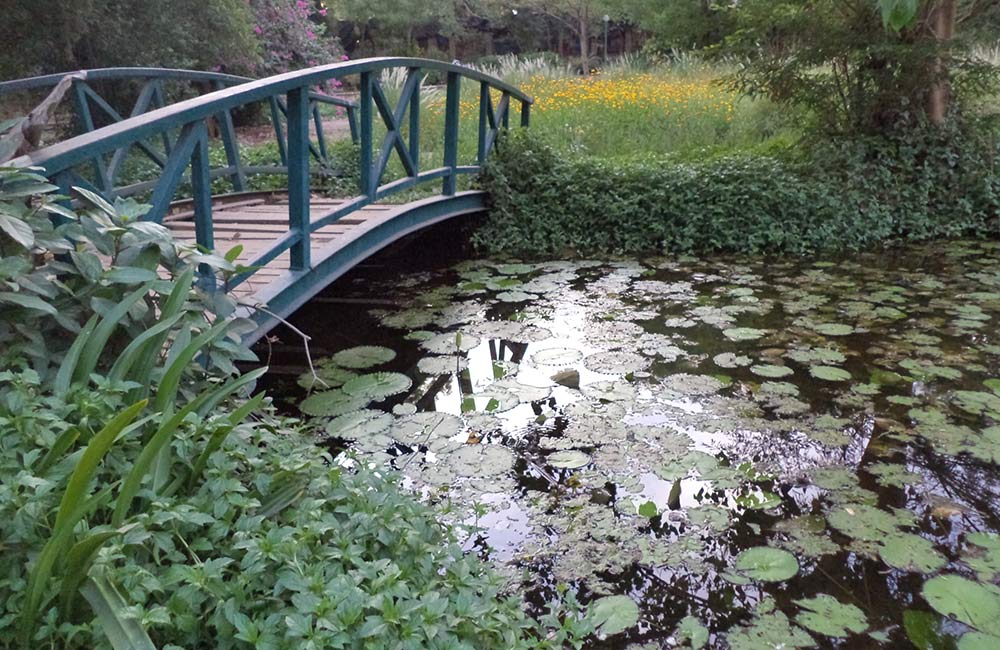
392 412 465 449
548 449 591 469
584 350 650 375
531 347 583 366
448 444 514 477
714 352 753 368
297 365 356 391
331 345 396 369
727 610 814 650
794 595 867 638
723 327 767 341
751 364 794 378
341 372 413 400
814 323 854 336
676 615 709 649
581 380 636 402
734 547 799 582
588 595 639 636
959 632 1000 650
827 504 906 541
922 575 1000 638
420 332 481 354
417 355 468 375
638 501 658 518
952 391 1000 417
325 409 394 439
879 533 946 574
810 365 852 382
495 290 536 302
300 390 370 417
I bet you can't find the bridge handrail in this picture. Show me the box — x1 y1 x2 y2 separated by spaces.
7 58 531 293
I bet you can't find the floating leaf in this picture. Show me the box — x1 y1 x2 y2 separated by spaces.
331 346 396 369
637 501 658 518
584 350 651 375
810 365 852 382
417 355 468 375
676 615 709 649
723 327 767 341
548 450 591 469
300 390 370 417
531 347 583 366
734 547 799 582
325 410 394 439
879 533 946 574
448 445 514 477
794 595 867 638
813 323 854 336
588 595 639 636
922 575 1000 639
341 372 413 400
420 332 481 354
751 364 794 378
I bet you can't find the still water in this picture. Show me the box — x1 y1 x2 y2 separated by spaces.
259 224 1000 649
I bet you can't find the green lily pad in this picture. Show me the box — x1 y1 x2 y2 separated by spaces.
341 372 413 400
547 449 591 469
531 347 584 366
734 547 799 582
584 350 651 375
922 575 1000 638
723 327 767 341
794 595 867 638
751 364 794 378
417 355 468 375
448 444 515 477
810 365 852 382
879 533 947 574
588 595 639 637
325 409 394 439
953 391 1000 416
676 615 709 649
814 323 854 336
300 390 370 417
331 345 396 369
420 332 481 355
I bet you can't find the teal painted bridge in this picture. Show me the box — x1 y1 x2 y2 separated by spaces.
0 59 531 340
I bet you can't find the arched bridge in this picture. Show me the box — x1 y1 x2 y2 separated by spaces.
0 59 531 340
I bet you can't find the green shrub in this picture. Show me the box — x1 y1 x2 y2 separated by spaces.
475 126 1000 257
0 170 589 649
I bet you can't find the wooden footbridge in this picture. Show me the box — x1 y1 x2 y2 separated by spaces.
0 60 531 339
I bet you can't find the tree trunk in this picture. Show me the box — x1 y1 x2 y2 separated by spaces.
926 0 957 125
449 37 457 60
578 8 590 72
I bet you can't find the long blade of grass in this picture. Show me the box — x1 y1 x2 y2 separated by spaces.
79 575 157 650
152 320 230 415
59 526 134 617
53 315 98 396
35 426 81 475
185 392 265 494
195 367 267 418
107 314 183 384
54 400 147 531
73 284 152 386
128 267 194 397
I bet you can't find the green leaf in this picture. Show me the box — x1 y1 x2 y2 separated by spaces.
104 267 159 284
794 594 867 637
638 501 658 518
922 575 1000 638
74 284 151 386
880 0 921 32
341 371 413 400
588 595 639 636
331 345 396 369
0 291 56 314
734 546 799 582
677 615 709 649
54 315 99 397
80 575 157 650
0 211 34 248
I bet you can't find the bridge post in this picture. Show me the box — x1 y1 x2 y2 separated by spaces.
409 67 421 176
213 79 246 192
478 81 490 165
190 124 216 291
442 72 460 196
521 101 531 128
359 71 373 197
286 87 311 272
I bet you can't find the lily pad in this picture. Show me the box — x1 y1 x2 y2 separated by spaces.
734 547 799 582
879 533 947 574
588 595 639 637
331 345 396 369
417 355 468 375
341 372 413 400
420 332 481 355
814 323 855 336
810 365 852 382
723 327 768 342
922 575 1000 639
584 350 651 375
325 409 394 439
751 364 794 378
531 347 584 366
448 444 515 477
548 449 591 469
300 390 370 417
794 595 867 638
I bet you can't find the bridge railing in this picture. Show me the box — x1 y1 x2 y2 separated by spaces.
6 58 531 292
0 67 359 197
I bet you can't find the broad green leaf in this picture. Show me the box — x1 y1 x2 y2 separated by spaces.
588 595 639 636
734 546 799 582
80 575 157 650
794 595 867 637
922 575 1000 638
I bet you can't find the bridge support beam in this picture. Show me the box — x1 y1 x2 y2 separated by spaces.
286 87 312 272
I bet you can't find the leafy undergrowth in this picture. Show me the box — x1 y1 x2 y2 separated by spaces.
0 167 588 649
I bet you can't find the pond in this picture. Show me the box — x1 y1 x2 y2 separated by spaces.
260 229 1000 649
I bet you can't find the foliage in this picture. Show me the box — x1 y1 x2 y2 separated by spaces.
475 125 1000 256
250 0 344 76
0 171 590 648
724 0 999 134
0 0 261 78
615 0 734 53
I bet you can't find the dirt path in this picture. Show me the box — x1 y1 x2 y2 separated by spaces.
235 117 353 146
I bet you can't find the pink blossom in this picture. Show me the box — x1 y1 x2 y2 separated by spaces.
253 25 263 35
318 8 327 16
340 54 349 61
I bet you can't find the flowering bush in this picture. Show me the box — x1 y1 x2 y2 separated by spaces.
251 0 344 76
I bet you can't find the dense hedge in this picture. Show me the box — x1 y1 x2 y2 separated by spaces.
475 124 1000 256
